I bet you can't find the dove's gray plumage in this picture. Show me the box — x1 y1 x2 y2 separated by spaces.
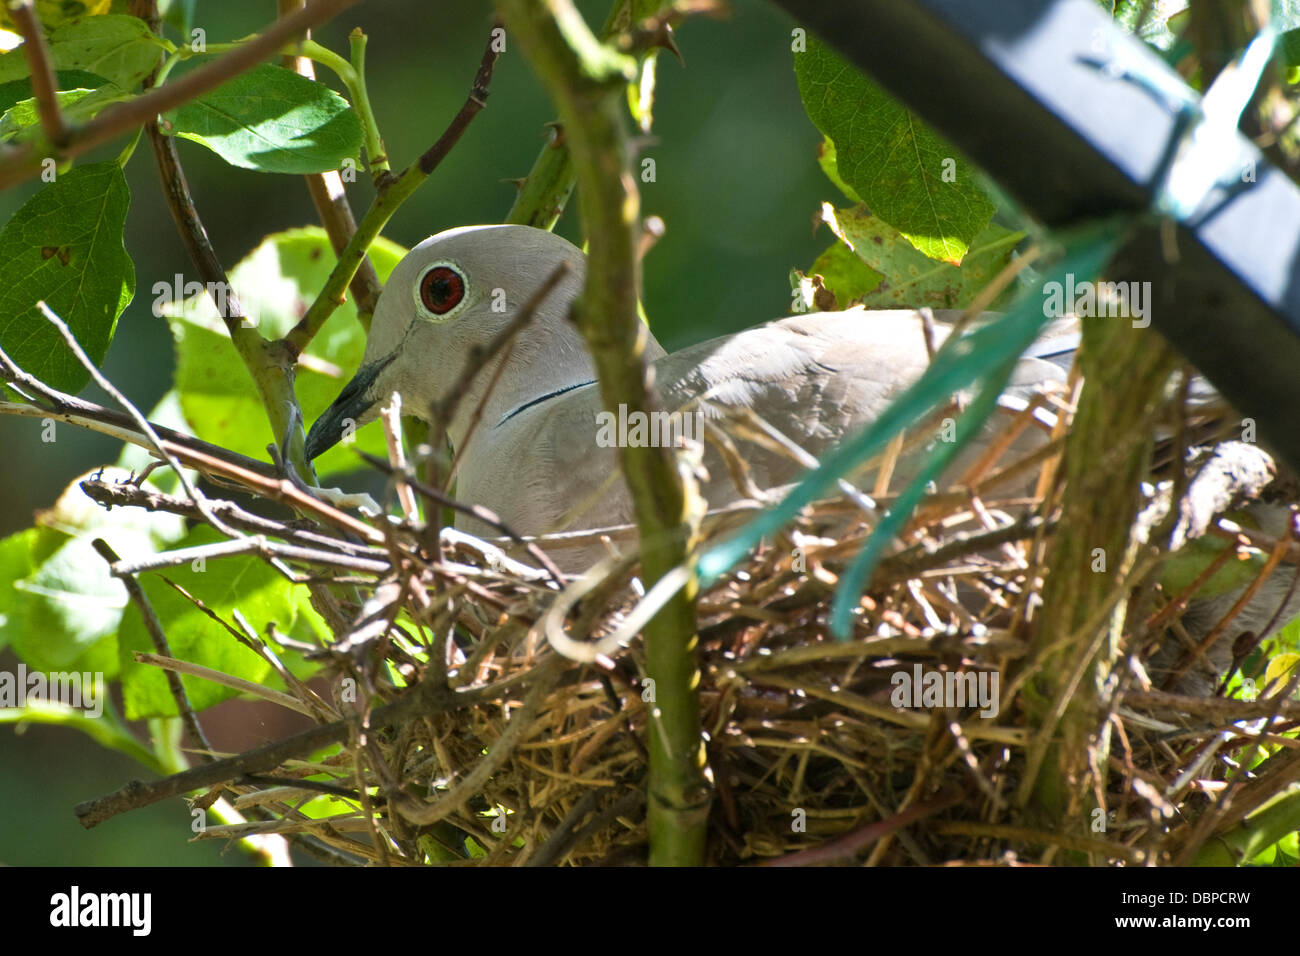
305 224 1298 694
305 224 1069 565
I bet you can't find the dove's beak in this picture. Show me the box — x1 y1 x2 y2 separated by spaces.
304 353 394 461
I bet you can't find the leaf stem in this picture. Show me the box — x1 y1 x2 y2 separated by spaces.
115 126 143 166
346 28 388 178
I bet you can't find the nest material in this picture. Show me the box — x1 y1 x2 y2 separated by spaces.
164 412 1300 868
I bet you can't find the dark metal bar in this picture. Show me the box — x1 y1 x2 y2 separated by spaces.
771 0 1300 471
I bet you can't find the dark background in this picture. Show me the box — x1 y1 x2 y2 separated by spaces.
0 0 828 864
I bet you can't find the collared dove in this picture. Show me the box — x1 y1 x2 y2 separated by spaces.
304 224 1073 570
306 223 1298 693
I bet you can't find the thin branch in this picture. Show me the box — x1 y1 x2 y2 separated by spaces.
37 302 245 541
0 345 382 545
145 125 249 340
280 0 383 319
92 539 216 761
74 672 460 829
79 478 384 558
0 397 273 479
108 535 391 578
133 651 313 717
439 260 570 479
417 22 502 175
387 658 562 825
141 27 315 475
0 0 363 191
284 25 502 356
354 451 567 589
304 170 383 320
11 0 67 146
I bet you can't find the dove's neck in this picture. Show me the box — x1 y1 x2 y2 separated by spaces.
447 311 667 448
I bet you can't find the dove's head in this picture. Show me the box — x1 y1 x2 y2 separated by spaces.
305 224 592 461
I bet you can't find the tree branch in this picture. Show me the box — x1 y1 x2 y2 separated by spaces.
11 0 67 147
284 26 501 356
495 0 707 866
280 0 383 320
92 539 217 761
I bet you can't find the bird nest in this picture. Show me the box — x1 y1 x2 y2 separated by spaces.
86 408 1296 868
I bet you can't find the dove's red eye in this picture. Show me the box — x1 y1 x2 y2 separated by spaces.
419 265 465 315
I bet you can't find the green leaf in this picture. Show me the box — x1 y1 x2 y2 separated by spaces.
0 466 185 675
1161 532 1272 599
1286 28 1300 67
0 161 134 393
0 699 163 773
0 15 169 90
0 69 107 114
1192 787 1300 865
806 241 881 307
1263 652 1300 695
2 89 96 134
162 227 404 477
0 84 133 141
0 527 50 656
162 63 362 174
820 205 1023 310
116 525 303 719
795 36 995 264
816 135 863 205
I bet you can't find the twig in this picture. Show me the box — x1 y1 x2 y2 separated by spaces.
79 477 383 558
11 0 67 146
138 2 317 478
279 0 382 319
378 394 419 518
1166 526 1293 688
1122 688 1300 720
761 788 964 866
386 658 562 825
527 787 643 866
440 261 571 480
133 651 312 717
109 536 388 578
74 676 457 829
37 302 245 541
92 540 215 761
354 451 567 589
0 343 280 478
146 120 248 339
0 344 383 546
284 25 502 356
0 0 363 191
416 21 502 176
